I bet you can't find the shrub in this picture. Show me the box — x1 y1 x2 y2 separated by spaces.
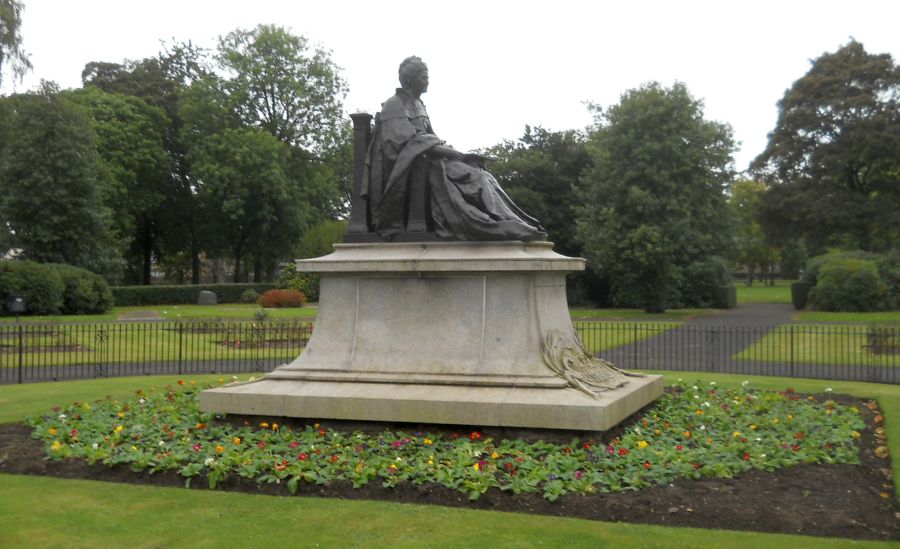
45 263 114 314
802 250 875 287
240 289 260 304
111 284 276 306
0 260 65 315
258 289 306 308
791 282 812 310
807 258 889 312
676 256 733 308
277 263 320 302
874 251 900 310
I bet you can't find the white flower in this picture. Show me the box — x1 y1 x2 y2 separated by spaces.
702 401 711 408
58 414 66 420
395 457 402 462
634 427 641 435
693 395 700 399
825 387 833 392
692 386 699 391
755 437 762 442
760 454 766 458
699 425 706 430
709 382 716 386
204 457 215 467
138 398 146 404
91 443 99 450
741 380 749 387
231 376 238 381
158 441 166 447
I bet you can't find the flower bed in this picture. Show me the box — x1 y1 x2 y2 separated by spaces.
27 380 867 502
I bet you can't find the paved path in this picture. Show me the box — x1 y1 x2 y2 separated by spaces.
592 303 896 383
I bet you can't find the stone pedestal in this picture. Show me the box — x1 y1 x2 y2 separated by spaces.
201 242 663 431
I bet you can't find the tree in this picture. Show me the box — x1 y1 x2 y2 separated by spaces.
216 25 347 154
752 40 900 251
728 179 778 285
188 126 299 282
577 82 735 312
0 85 123 279
82 42 211 283
0 0 31 87
66 87 171 284
484 126 591 257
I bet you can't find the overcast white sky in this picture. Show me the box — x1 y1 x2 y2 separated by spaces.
5 0 899 171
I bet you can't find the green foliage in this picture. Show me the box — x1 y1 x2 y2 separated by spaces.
111 283 275 306
257 288 306 308
791 282 811 310
578 82 735 312
0 86 125 280
65 86 172 285
753 40 900 251
0 260 64 315
0 0 31 86
293 219 347 259
728 180 778 285
216 24 347 153
808 258 891 312
44 263 114 314
277 263 319 302
675 256 733 308
779 239 808 280
27 381 864 502
239 289 260 304
484 127 590 257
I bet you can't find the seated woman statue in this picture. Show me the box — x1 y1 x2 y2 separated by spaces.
362 56 545 241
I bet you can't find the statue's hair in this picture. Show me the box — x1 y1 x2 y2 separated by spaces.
398 56 427 87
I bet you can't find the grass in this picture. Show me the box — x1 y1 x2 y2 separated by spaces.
795 310 900 324
0 303 319 323
569 308 712 320
735 279 795 304
0 320 311 368
575 321 681 353
0 373 897 548
732 324 898 367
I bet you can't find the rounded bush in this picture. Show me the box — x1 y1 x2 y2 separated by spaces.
240 289 260 304
807 258 889 312
258 289 306 308
46 263 114 314
0 260 65 316
277 264 320 302
676 256 732 308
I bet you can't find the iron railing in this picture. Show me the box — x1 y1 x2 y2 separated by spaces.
0 320 896 384
0 320 313 384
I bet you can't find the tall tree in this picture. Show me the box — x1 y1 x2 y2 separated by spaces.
0 0 31 87
82 42 210 283
484 126 590 257
66 86 171 284
216 25 347 154
728 179 778 285
0 84 123 278
577 82 735 312
752 40 900 251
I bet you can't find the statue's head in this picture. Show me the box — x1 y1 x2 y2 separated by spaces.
399 56 429 94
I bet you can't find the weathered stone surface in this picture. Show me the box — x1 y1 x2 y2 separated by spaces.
201 241 663 431
197 290 217 306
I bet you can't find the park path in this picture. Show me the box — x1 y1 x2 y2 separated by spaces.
592 302 894 382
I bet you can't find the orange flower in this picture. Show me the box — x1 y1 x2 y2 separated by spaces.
215 445 225 454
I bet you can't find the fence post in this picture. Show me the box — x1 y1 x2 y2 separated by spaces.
789 325 795 378
177 321 184 376
17 324 24 384
632 323 638 369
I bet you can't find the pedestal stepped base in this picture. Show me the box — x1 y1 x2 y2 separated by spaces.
201 241 663 431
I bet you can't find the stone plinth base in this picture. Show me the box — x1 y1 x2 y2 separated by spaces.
201 241 663 432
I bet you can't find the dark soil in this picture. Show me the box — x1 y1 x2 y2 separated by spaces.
0 393 897 541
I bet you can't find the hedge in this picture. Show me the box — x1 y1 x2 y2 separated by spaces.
111 284 277 306
0 260 113 315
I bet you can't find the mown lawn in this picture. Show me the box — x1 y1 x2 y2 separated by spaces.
735 279 794 305
732 324 898 367
0 373 896 548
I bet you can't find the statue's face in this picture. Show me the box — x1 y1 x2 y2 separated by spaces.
408 66 429 94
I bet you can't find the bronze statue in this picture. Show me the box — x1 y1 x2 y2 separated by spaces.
358 56 545 242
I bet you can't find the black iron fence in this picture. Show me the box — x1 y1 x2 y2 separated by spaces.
0 319 897 384
575 322 899 384
0 320 313 384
